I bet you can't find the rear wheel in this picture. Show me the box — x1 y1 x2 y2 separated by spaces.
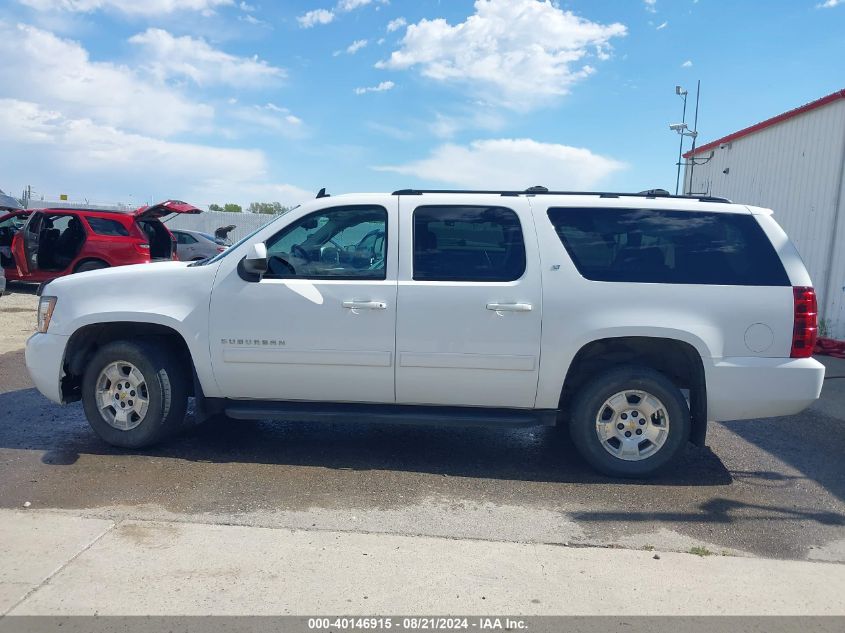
81 340 188 448
75 260 108 273
568 365 690 478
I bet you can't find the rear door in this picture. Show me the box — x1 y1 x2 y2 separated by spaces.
395 195 543 408
174 232 198 260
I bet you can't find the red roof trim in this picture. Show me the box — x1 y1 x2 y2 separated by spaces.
684 88 845 158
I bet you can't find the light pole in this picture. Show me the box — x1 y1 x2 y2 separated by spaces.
673 85 688 195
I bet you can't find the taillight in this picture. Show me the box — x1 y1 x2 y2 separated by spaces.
791 286 818 358
132 241 151 256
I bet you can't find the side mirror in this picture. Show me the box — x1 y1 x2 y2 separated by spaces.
238 242 268 281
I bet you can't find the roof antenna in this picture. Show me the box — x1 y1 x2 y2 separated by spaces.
316 188 330 199
524 185 549 194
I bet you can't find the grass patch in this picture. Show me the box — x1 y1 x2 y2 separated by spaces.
689 546 713 557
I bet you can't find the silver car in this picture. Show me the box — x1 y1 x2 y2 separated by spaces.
171 229 227 261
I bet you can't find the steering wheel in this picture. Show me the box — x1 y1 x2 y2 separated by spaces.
320 243 341 265
292 244 310 262
267 256 296 276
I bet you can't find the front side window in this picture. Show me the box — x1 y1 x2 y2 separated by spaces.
413 206 526 282
0 213 28 231
86 217 130 237
547 207 790 286
264 205 387 279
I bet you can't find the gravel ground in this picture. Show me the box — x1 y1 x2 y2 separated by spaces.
1 283 844 562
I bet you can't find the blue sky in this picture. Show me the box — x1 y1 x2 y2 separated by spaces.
0 0 843 209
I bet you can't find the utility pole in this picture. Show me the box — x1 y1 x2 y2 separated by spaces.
674 86 688 195
687 80 701 195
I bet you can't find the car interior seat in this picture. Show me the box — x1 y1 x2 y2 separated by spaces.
38 219 61 270
54 217 85 268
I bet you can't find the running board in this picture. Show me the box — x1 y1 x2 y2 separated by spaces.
223 401 558 428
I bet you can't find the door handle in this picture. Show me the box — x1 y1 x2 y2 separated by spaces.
486 302 533 312
343 300 387 310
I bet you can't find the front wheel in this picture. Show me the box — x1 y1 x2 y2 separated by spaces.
568 366 690 478
81 340 188 448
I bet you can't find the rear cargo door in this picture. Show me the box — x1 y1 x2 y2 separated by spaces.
134 200 201 220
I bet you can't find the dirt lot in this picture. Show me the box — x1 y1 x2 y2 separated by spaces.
1 282 844 562
0 285 37 355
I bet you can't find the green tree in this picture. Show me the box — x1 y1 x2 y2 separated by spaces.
222 203 242 213
248 202 289 215
208 203 223 212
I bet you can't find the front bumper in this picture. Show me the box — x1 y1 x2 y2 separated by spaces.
25 332 70 404
706 356 825 421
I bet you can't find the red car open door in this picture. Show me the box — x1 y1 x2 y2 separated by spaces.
13 212 43 277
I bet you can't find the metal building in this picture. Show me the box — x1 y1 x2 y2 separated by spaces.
683 89 845 339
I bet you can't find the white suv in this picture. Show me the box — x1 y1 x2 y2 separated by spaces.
25 188 825 477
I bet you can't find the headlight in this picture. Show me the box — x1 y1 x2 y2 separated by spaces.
37 296 57 333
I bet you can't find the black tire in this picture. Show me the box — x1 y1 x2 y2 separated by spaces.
568 365 690 478
75 260 109 273
81 340 188 448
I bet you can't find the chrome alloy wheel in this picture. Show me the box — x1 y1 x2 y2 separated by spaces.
594 390 670 461
95 361 150 431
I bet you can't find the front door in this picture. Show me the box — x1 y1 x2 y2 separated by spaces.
16 212 43 276
395 196 543 408
208 200 398 403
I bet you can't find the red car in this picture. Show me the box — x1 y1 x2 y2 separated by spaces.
0 200 200 284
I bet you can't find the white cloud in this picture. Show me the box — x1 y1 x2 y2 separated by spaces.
656 20 668 30
298 8 334 27
345 38 368 54
0 22 212 137
644 0 657 13
298 0 387 27
386 16 406 32
129 28 284 87
338 0 372 9
376 0 626 110
681 59 693 67
0 98 311 208
354 80 395 94
19 0 234 16
238 13 265 26
338 0 387 11
817 0 842 6
230 102 305 137
375 138 625 190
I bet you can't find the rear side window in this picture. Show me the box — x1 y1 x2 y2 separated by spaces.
547 207 789 286
413 206 526 281
175 232 197 244
86 217 129 237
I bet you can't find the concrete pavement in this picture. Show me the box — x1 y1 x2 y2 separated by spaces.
1 508 844 616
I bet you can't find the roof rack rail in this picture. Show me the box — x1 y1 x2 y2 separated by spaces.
390 188 731 203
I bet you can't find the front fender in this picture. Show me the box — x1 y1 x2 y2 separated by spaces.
46 261 223 397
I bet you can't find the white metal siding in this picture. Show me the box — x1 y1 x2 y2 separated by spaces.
163 210 277 243
684 99 845 338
